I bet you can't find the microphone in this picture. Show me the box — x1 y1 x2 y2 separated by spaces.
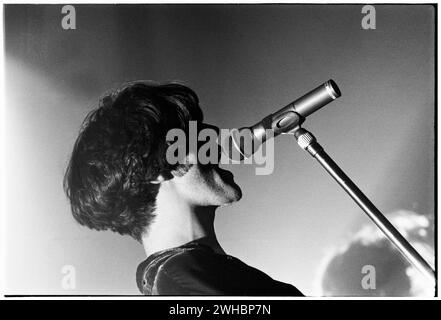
225 79 341 160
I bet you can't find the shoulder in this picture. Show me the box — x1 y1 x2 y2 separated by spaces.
153 247 232 295
137 245 230 295
137 245 304 296
160 246 221 274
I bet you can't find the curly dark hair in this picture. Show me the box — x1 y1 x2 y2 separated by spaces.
63 81 203 241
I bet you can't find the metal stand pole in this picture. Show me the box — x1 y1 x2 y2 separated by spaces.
293 127 435 283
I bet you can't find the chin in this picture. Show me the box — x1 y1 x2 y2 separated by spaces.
221 183 243 204
231 184 243 201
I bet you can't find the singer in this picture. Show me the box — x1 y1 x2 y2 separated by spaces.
64 81 304 296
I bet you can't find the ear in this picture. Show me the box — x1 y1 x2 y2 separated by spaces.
149 171 174 184
149 174 166 184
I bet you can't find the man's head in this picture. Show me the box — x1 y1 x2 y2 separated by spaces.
64 81 241 241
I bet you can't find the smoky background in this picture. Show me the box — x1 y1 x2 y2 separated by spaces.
3 4 435 295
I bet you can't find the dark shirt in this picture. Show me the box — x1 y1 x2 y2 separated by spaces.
136 239 304 296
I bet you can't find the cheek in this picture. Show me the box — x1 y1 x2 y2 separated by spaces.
209 171 242 202
176 166 214 197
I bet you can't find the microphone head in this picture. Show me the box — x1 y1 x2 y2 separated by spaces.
325 79 341 100
292 79 342 117
221 79 342 161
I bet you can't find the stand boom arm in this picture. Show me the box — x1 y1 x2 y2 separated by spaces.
294 128 435 283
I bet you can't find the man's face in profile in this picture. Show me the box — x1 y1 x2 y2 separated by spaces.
169 122 243 207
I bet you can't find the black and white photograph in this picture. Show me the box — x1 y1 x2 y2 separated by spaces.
0 1 437 300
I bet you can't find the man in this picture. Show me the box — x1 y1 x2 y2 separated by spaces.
64 81 303 295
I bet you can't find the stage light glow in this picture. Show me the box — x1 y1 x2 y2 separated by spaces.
314 210 435 297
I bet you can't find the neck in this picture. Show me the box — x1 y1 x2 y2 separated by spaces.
141 182 226 257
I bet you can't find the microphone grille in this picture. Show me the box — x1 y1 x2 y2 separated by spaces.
325 79 341 99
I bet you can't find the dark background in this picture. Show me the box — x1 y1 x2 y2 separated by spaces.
3 4 435 295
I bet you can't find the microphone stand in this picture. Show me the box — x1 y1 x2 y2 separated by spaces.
291 127 436 283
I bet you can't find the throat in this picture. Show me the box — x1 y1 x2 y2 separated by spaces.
141 193 225 256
